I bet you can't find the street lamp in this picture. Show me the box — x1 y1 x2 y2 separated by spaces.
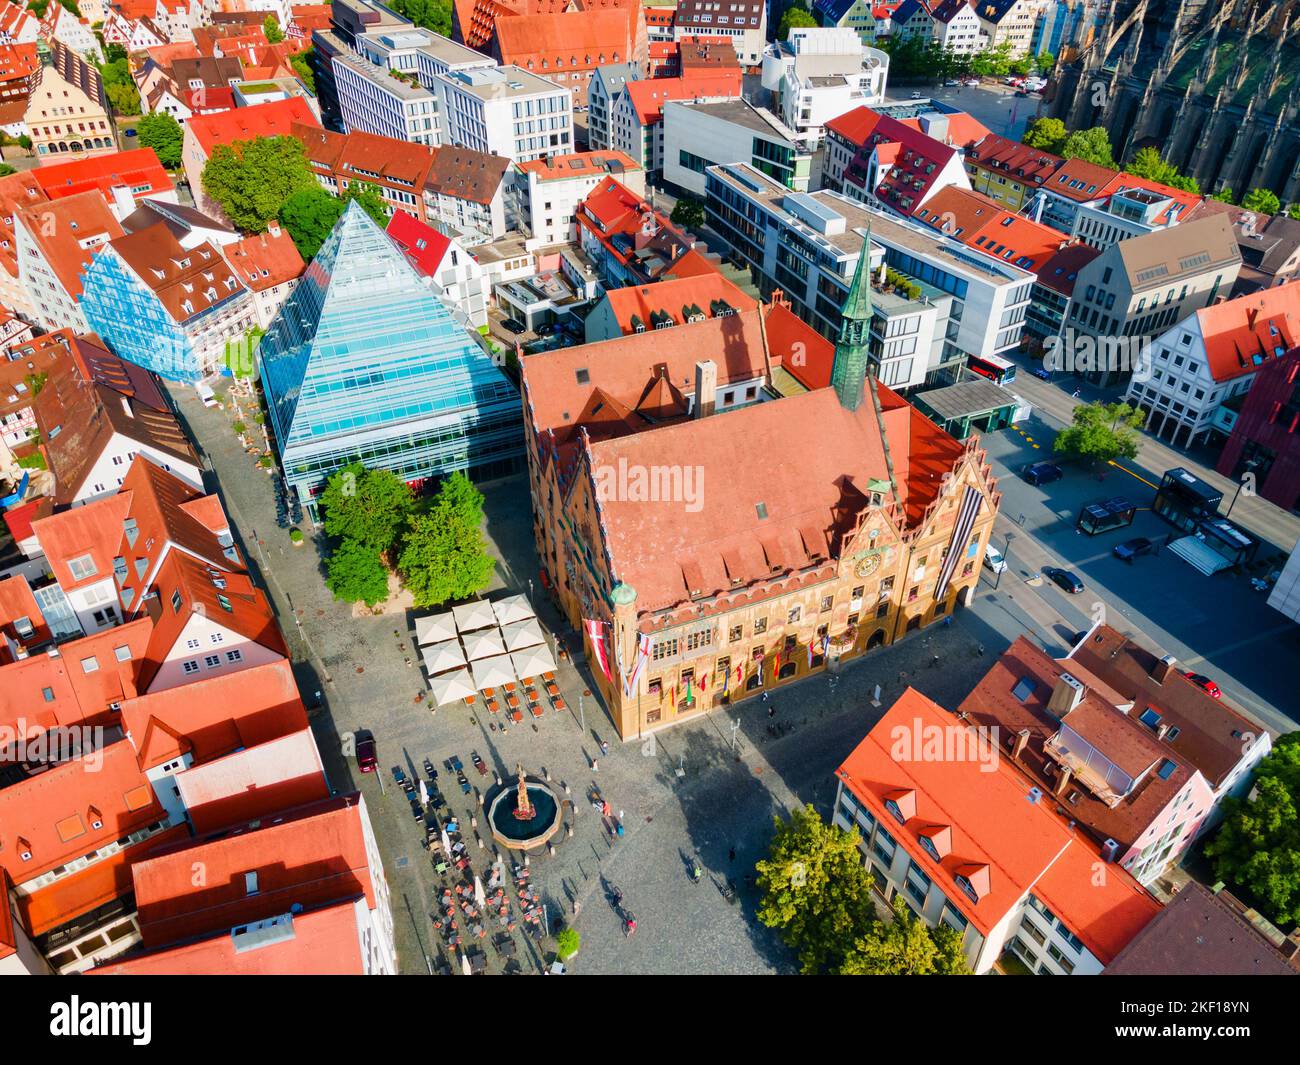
1225 461 1259 519
994 531 1015 591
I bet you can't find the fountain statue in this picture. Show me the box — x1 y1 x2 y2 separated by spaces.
512 763 535 821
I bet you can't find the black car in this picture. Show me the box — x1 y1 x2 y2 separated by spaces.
1044 567 1085 594
534 322 556 336
1023 461 1064 486
500 318 526 335
1113 537 1154 562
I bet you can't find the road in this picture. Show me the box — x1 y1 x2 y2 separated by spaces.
1007 366 1300 555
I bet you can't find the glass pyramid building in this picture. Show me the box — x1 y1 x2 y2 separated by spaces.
258 202 524 516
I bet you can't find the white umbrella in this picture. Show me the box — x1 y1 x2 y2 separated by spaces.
500 617 545 652
474 875 485 907
421 639 466 674
510 643 556 682
430 668 476 706
470 654 516 691
416 612 457 645
419 779 429 805
460 952 472 976
462 628 506 661
492 593 535 627
441 828 452 856
453 600 497 632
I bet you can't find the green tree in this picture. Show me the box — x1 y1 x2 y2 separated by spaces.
326 538 391 606
0 163 14 177
281 181 387 259
201 134 316 233
1241 188 1281 215
389 0 452 36
262 13 285 43
1022 116 1067 153
1035 50 1056 74
670 196 705 229
755 804 878 974
970 42 1016 78
106 80 141 117
1059 127 1116 168
1212 187 1236 204
319 462 414 555
136 112 183 168
398 472 495 608
555 926 580 960
1205 734 1300 927
840 895 971 975
1126 147 1199 194
779 4 817 38
291 48 316 94
1053 400 1144 468
1289 203 1300 221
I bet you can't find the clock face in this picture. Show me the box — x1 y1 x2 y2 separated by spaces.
855 554 881 578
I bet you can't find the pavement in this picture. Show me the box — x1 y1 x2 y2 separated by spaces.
1004 365 1300 556
884 83 1036 141
166 353 1298 974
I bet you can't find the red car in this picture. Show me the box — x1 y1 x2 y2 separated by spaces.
1182 671 1222 699
356 735 378 772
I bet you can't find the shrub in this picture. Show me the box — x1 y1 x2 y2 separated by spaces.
290 528 304 543
555 926 580 960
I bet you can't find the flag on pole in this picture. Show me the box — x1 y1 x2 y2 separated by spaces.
620 631 651 698
584 618 613 682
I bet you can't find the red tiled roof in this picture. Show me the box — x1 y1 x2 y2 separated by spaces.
32 491 134 594
1034 242 1102 296
914 187 1069 273
385 210 451 278
89 898 365 974
33 148 173 203
1191 279 1300 384
15 190 124 301
109 225 247 324
623 71 740 124
121 657 305 770
965 131 1061 187
765 298 835 390
495 9 635 72
186 96 318 156
517 148 641 182
826 105 921 146
0 575 47 658
837 688 1162 962
128 793 377 949
600 273 756 333
224 224 305 292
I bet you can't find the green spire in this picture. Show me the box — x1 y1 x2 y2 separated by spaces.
831 226 874 412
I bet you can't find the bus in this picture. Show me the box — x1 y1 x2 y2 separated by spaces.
967 353 1017 385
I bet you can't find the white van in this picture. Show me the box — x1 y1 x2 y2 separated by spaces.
983 545 1008 574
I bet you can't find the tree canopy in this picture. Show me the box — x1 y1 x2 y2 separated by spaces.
1241 188 1282 215
1059 127 1116 168
280 181 388 259
1126 147 1200 194
1053 400 1143 468
319 462 414 555
388 0 452 36
201 135 317 233
137 112 183 169
840 896 971 975
326 538 391 607
1205 733 1300 928
398 473 495 609
779 2 817 38
1022 116 1067 153
262 13 285 43
669 196 705 230
755 804 879 974
291 48 316 94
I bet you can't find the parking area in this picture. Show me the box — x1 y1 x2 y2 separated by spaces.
980 416 1300 732
885 83 1038 141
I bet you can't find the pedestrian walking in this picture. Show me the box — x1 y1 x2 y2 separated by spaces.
591 758 598 773
573 900 581 917
600 740 609 757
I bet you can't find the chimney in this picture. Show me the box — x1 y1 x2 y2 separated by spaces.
268 219 281 238
694 359 717 419
1011 728 1030 760
1101 838 1121 863
1247 306 1259 330
1150 654 1176 684
1046 672 1086 717
1053 764 1073 796
108 184 135 220
1156 723 1170 741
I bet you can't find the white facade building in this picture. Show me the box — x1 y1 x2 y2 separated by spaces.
434 66 572 164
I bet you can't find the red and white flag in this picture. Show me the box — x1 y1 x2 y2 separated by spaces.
621 631 651 698
584 618 613 682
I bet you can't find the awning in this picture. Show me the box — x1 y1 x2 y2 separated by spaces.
430 668 477 706
462 628 506 661
492 593 535 626
453 600 497 632
471 654 516 690
416 612 457 645
500 617 545 652
421 640 466 674
510 644 556 681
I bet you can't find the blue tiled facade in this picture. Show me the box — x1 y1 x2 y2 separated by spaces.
257 202 525 516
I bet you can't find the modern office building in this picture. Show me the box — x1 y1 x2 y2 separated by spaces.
257 202 524 517
587 62 641 151
662 97 813 196
434 65 573 164
705 162 1035 379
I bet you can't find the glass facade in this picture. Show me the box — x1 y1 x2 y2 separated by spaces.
257 203 524 515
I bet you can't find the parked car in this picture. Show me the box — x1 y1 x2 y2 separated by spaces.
1182 671 1222 699
1044 567 1085 594
943 79 960 87
1113 537 1154 562
983 545 1008 574
963 78 980 87
534 322 556 336
1023 461 1064 486
356 734 377 773
909 90 923 99
500 317 526 335
1031 366 1052 381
